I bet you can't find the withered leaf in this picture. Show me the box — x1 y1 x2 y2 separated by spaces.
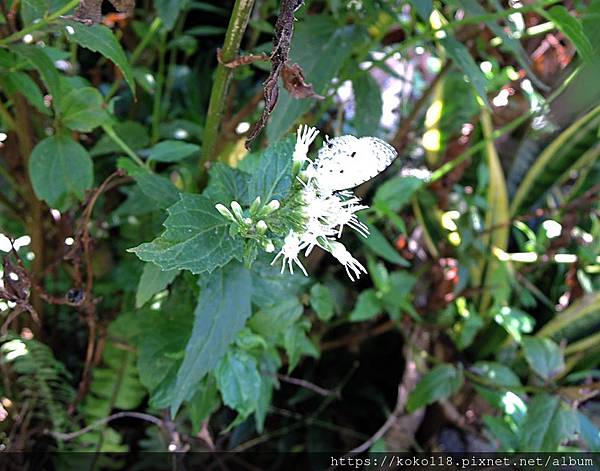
245 0 305 148
282 62 324 99
74 0 135 24
2 258 31 302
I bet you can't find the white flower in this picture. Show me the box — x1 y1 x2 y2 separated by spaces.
328 241 367 281
293 124 319 165
271 231 308 276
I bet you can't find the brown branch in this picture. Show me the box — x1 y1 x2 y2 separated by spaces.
276 373 338 397
51 412 163 441
217 49 269 68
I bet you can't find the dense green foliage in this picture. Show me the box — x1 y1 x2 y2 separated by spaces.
0 0 599 462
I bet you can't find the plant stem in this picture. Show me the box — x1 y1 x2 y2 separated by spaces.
151 33 167 144
200 0 255 168
101 124 147 168
0 0 79 45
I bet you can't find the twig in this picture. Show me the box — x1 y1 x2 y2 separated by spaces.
277 373 338 397
51 412 163 441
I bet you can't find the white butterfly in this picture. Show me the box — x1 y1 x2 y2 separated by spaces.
306 135 398 192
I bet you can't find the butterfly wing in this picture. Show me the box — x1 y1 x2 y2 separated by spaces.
310 136 398 191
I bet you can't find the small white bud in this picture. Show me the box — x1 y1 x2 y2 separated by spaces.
215 204 235 222
264 240 275 253
262 199 280 215
243 217 252 225
256 220 268 234
230 201 244 221
249 196 261 214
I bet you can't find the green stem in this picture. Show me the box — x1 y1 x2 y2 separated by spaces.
0 0 79 46
151 33 167 145
0 99 16 129
200 0 255 168
101 124 147 168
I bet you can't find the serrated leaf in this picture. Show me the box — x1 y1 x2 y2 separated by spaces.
353 72 382 136
362 224 410 266
13 44 62 108
441 36 490 107
1 71 50 115
215 349 261 419
147 140 200 162
62 20 135 94
284 322 319 372
520 394 578 451
204 163 251 206
309 283 335 321
135 263 179 308
170 263 252 416
543 6 594 63
407 363 464 412
130 193 243 274
58 87 109 132
28 134 93 211
248 139 294 204
522 336 564 381
349 289 382 322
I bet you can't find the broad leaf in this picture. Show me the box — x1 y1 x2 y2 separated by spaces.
407 363 463 412
309 283 335 321
248 139 294 204
204 163 251 206
248 297 303 339
1 71 50 115
520 394 578 451
135 263 179 308
215 349 261 420
374 176 424 212
189 377 220 433
362 224 410 266
522 336 564 381
21 0 48 24
133 172 180 209
130 193 243 274
62 20 135 94
170 263 252 416
147 140 200 162
28 133 93 211
349 289 382 322
154 0 190 30
58 87 109 132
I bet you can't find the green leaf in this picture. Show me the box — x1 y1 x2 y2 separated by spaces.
353 72 382 136
28 133 93 211
170 263 252 416
267 16 366 141
154 0 189 30
248 139 294 204
441 36 489 107
215 349 261 419
13 44 62 108
133 172 180 209
62 20 135 94
578 412 600 452
58 87 109 132
409 0 432 20
543 6 594 63
520 394 578 451
373 176 424 212
309 283 335 321
248 297 303 339
189 376 220 433
1 71 50 115
284 321 319 372
472 361 520 388
406 363 463 412
147 140 200 162
350 289 382 322
483 415 518 451
522 336 565 381
135 263 179 308
130 194 243 274
91 120 150 156
204 163 251 206
362 224 409 266
21 0 48 24
493 306 534 343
